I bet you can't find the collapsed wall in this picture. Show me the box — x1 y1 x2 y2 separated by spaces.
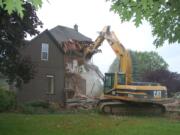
80 62 103 97
61 39 103 100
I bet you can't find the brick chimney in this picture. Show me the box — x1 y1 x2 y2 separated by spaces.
74 24 78 32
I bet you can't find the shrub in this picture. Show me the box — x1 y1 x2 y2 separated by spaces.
0 87 16 112
25 101 49 109
19 101 61 114
18 104 36 114
48 102 61 113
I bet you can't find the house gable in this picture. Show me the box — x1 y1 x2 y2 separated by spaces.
18 30 65 103
22 30 64 65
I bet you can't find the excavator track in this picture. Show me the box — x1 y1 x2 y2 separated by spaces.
98 100 166 115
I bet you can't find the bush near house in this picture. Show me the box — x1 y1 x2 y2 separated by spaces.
18 101 62 114
0 87 16 112
0 86 60 114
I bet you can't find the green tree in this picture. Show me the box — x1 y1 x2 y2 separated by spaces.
131 51 168 81
108 50 168 81
0 0 43 17
107 0 180 47
0 1 43 87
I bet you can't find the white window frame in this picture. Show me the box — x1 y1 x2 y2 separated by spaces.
46 75 55 94
41 43 49 61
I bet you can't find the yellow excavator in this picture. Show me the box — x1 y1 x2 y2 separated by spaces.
85 26 169 115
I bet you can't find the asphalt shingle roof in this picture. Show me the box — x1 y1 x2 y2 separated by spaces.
49 25 92 43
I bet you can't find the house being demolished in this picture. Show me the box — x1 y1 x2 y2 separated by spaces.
17 25 103 106
50 25 104 99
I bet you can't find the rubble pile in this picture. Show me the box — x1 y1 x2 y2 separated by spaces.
63 39 103 109
165 93 180 113
66 98 99 110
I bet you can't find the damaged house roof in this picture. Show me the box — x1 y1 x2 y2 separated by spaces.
48 25 93 53
49 25 92 43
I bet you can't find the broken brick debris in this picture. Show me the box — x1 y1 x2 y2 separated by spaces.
62 39 103 109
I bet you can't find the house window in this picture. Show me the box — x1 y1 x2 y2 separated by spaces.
47 75 54 94
41 43 49 60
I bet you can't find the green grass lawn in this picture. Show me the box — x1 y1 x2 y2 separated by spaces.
0 112 180 135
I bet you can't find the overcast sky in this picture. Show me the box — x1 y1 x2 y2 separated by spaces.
37 0 180 74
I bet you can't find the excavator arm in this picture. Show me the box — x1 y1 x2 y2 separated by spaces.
84 27 106 59
103 28 132 84
84 26 132 84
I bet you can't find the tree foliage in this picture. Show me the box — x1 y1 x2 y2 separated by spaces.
108 0 180 47
130 50 168 81
0 0 43 17
0 1 43 87
108 50 168 81
143 69 180 96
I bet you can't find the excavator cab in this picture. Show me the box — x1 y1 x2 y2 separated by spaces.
104 72 126 93
104 73 114 92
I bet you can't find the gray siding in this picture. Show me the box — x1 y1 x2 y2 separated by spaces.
17 31 65 104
